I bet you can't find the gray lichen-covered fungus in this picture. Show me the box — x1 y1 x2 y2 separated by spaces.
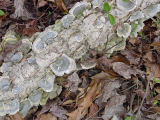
0 0 160 117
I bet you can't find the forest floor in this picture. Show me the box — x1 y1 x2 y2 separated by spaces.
1 0 160 120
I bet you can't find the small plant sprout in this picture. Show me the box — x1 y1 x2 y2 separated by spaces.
125 116 134 120
0 10 5 16
153 78 160 83
104 2 115 25
153 100 158 105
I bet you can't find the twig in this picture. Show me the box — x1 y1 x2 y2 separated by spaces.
136 70 154 119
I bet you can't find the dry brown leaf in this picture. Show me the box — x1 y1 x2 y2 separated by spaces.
48 0 68 13
36 113 57 120
61 100 75 106
88 103 99 120
50 103 67 119
102 95 126 120
112 62 138 79
67 72 82 92
153 107 160 115
16 20 40 37
56 0 68 13
102 81 120 102
11 112 24 120
67 79 101 120
121 50 140 65
146 63 160 79
155 86 160 94
143 51 155 63
38 0 48 8
129 37 140 45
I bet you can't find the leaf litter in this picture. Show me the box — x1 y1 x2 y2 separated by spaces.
2 1 160 120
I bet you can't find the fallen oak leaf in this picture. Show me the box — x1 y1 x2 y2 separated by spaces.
67 79 101 120
88 103 99 120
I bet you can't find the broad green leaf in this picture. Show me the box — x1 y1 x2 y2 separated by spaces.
0 10 5 16
104 2 111 13
108 14 115 25
123 0 130 2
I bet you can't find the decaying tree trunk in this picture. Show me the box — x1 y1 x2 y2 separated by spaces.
0 0 160 117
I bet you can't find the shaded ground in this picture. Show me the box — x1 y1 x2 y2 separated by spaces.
1 0 160 120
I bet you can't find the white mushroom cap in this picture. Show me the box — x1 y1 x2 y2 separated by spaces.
117 23 131 38
50 54 77 76
116 0 137 12
129 11 144 22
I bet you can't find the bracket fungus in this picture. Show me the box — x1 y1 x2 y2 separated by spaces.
0 99 19 116
32 30 58 54
28 90 42 106
116 0 137 12
0 77 10 92
69 2 91 17
0 0 159 117
143 4 160 18
61 15 75 28
38 72 55 92
2 31 19 44
50 54 77 76
117 23 131 38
